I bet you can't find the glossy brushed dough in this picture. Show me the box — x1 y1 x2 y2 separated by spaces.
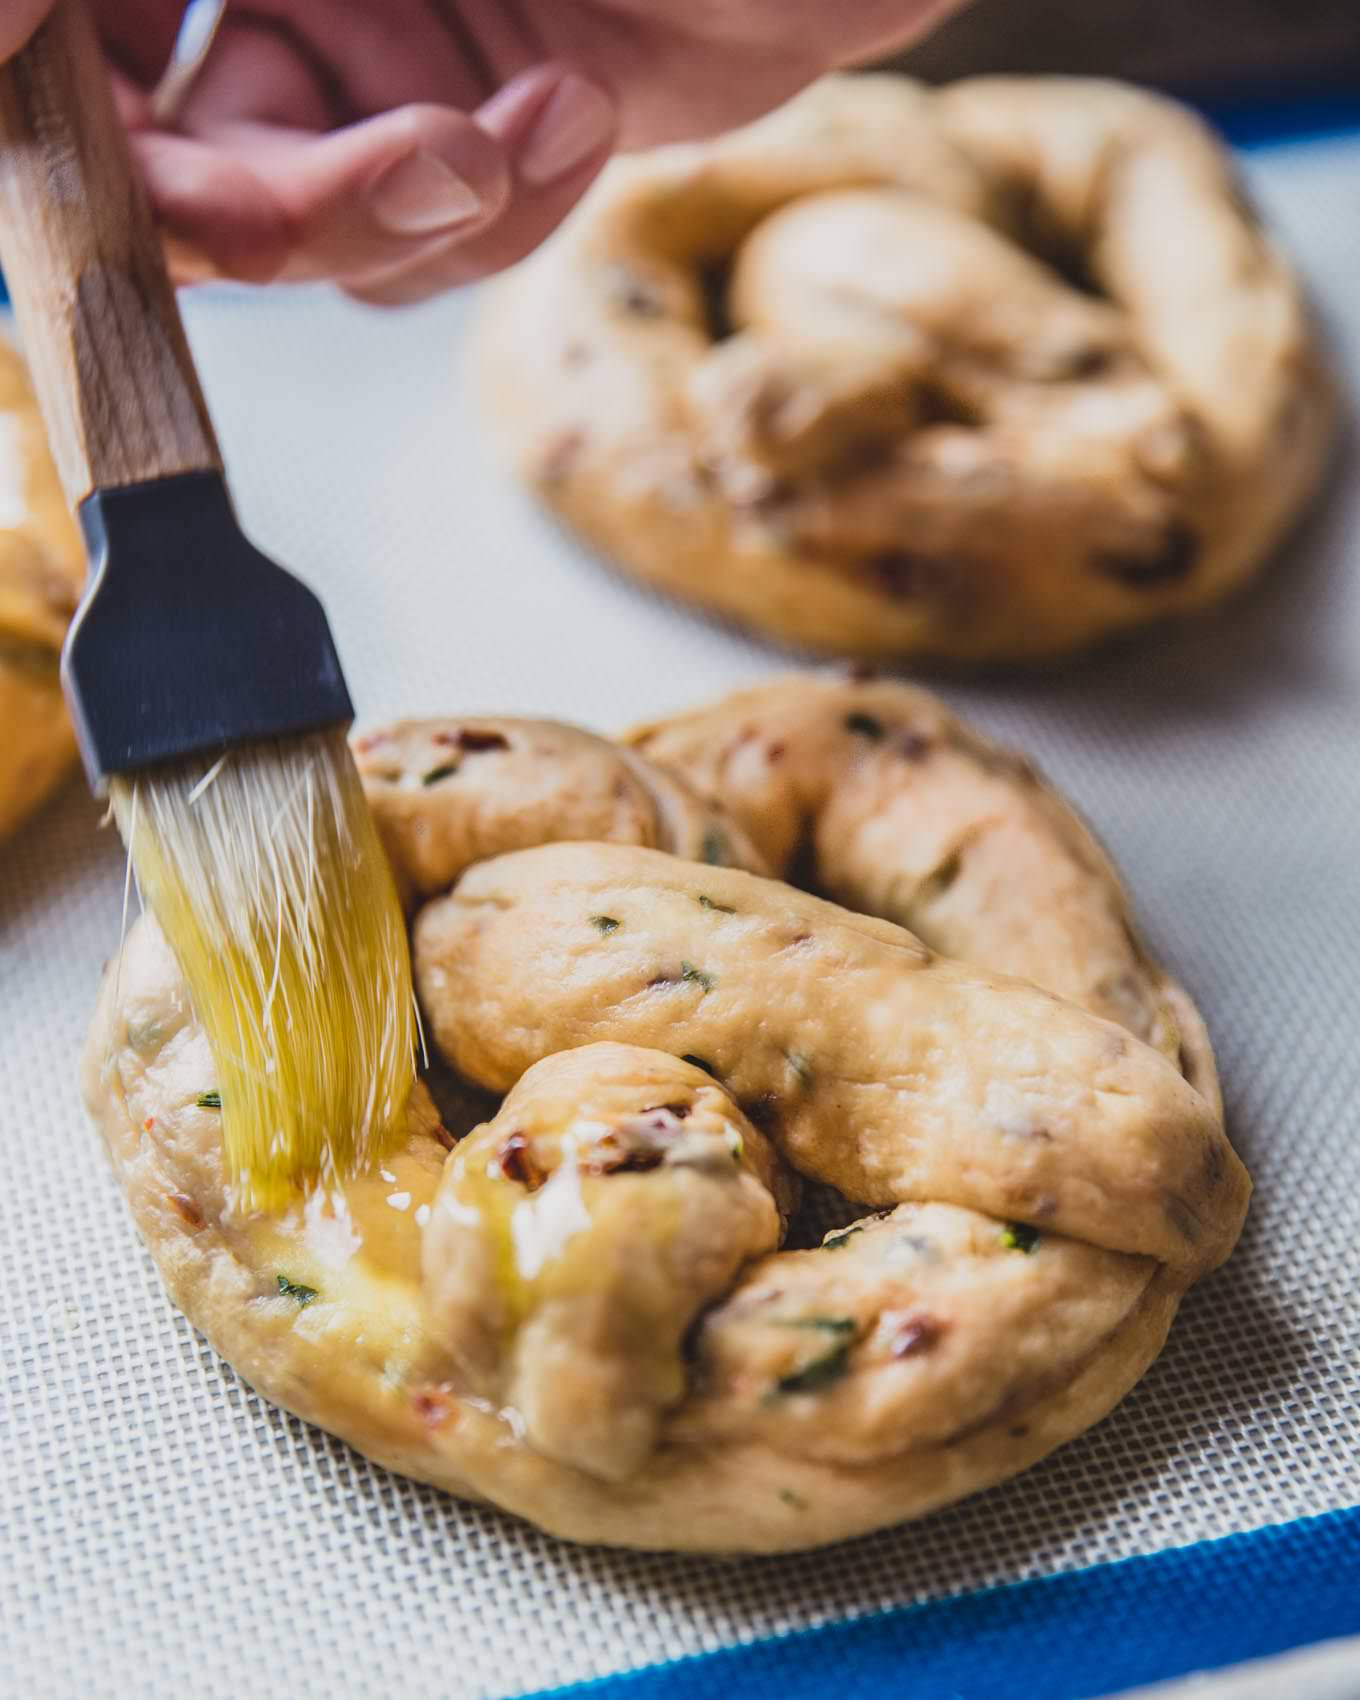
83 677 1248 1551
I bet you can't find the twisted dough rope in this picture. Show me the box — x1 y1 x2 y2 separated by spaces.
83 678 1248 1552
479 75 1334 661
0 337 85 841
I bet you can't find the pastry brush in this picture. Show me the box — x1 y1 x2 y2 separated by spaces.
0 0 416 1209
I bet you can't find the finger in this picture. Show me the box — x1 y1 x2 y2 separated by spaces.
129 129 293 284
0 0 53 61
426 0 545 93
109 64 154 129
343 65 615 306
131 103 511 288
203 0 493 117
173 15 341 134
190 101 514 283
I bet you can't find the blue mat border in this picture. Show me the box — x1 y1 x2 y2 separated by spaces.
527 1505 1360 1700
1200 89 1360 150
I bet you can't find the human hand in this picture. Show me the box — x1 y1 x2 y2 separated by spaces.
0 0 959 304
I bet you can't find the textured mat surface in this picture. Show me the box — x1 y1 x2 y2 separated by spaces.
2 128 1358 1700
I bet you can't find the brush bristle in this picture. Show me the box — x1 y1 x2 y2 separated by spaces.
112 728 416 1211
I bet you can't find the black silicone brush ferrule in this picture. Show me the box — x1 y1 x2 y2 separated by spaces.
65 471 354 789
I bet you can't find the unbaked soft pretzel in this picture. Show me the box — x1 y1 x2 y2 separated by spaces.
83 677 1248 1552
0 337 85 841
479 75 1334 661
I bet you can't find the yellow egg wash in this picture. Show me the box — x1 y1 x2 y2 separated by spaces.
114 728 417 1209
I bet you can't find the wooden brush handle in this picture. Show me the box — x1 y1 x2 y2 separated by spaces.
0 0 221 507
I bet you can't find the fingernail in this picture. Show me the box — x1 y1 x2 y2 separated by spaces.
517 73 614 187
367 149 484 237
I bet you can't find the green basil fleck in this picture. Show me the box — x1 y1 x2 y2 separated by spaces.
786 1315 857 1335
697 894 736 914
681 961 715 994
786 1052 812 1088
195 1091 222 1110
590 914 621 934
844 712 885 740
701 829 729 866
422 763 458 786
775 1342 852 1396
276 1274 319 1306
681 1054 718 1078
822 1225 863 1251
1000 1222 1040 1254
778 1488 808 1510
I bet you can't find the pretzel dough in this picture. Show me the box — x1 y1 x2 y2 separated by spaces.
0 337 83 841
82 679 1248 1552
478 75 1334 661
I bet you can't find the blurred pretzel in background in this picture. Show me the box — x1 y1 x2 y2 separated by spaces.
480 75 1335 661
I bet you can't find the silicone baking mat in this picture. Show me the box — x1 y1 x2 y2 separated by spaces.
2 111 1358 1700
